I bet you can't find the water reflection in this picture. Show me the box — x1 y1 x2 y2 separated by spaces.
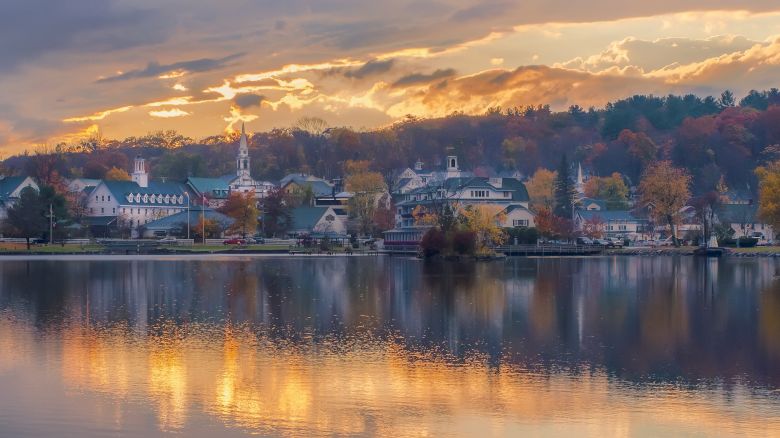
0 256 779 437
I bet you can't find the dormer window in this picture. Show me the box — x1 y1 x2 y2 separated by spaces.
142 194 149 203
126 194 133 203
177 195 183 204
134 194 141 202
164 195 170 204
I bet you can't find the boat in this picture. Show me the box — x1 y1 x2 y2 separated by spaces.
694 234 727 257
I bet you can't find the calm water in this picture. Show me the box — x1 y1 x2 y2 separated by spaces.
0 255 778 437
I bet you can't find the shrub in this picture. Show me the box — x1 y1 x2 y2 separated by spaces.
451 229 477 255
420 228 446 257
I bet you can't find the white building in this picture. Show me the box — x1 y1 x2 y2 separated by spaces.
395 175 534 228
86 156 189 236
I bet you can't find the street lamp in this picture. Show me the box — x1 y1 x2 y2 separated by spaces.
184 192 190 240
201 194 206 245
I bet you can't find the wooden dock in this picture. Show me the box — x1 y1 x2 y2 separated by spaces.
383 244 604 256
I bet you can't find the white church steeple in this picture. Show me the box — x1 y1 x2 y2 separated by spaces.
576 162 584 197
236 122 250 179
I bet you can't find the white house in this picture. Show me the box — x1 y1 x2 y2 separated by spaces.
574 209 649 239
0 176 39 220
715 203 775 242
287 206 347 237
395 175 533 228
86 156 189 236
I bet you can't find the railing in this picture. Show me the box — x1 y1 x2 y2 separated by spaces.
495 244 605 255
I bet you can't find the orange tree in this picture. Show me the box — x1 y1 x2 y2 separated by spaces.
219 191 259 238
639 161 691 246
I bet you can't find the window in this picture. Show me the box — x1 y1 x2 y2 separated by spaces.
112 208 115 214
95 195 98 201
101 207 104 214
513 219 529 227
107 195 111 202
470 190 488 198
101 195 104 202
618 225 627 231
504 192 510 198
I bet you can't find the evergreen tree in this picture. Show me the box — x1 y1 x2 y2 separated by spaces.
5 186 46 250
553 154 576 218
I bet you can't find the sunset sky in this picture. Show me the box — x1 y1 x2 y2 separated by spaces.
3 1 780 153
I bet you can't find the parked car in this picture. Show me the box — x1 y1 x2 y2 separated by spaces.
606 237 624 248
223 238 246 245
593 239 610 247
159 236 177 245
252 235 266 244
576 237 594 245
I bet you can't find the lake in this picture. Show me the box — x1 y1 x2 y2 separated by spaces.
0 255 778 437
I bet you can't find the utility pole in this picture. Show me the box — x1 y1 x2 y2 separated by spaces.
202 194 206 244
184 192 190 240
49 203 53 245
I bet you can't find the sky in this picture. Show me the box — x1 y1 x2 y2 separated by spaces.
3 1 780 154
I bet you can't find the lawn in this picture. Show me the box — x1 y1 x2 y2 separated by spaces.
0 243 104 253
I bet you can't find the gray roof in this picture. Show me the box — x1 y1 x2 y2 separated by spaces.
186 177 230 199
101 180 188 206
716 203 759 224
289 207 329 232
402 177 530 202
0 176 30 201
144 209 233 230
575 209 644 222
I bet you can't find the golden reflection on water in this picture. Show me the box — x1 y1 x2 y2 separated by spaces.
1 317 778 437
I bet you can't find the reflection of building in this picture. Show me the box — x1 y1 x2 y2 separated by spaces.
86 156 188 236
0 176 39 220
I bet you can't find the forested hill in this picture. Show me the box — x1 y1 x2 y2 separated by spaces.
6 89 780 195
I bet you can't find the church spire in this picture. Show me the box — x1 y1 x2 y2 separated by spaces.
237 123 250 178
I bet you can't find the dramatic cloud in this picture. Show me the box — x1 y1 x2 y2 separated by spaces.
97 53 244 82
392 68 457 87
0 0 169 72
344 59 396 79
561 35 762 73
233 94 266 109
4 2 780 151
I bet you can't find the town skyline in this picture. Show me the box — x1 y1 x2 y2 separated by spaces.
4 2 780 152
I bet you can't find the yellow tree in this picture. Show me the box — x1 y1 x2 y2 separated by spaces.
104 166 131 181
639 161 691 246
526 168 556 212
583 172 629 210
412 205 438 226
756 161 780 229
459 205 507 255
218 192 259 238
345 160 387 235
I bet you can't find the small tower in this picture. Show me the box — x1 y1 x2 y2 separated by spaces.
236 122 250 180
414 158 424 171
132 155 148 188
446 156 459 172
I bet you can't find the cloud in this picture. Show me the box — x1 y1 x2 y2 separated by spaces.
149 108 190 118
344 59 396 79
233 94 266 109
561 35 762 73
97 53 245 82
392 68 457 87
450 2 513 22
0 0 170 72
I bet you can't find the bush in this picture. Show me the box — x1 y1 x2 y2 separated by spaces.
504 227 539 244
451 230 476 255
420 228 446 258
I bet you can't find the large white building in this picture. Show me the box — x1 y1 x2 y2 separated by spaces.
86 156 189 236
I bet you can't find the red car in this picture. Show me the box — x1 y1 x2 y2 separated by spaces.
222 238 246 245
